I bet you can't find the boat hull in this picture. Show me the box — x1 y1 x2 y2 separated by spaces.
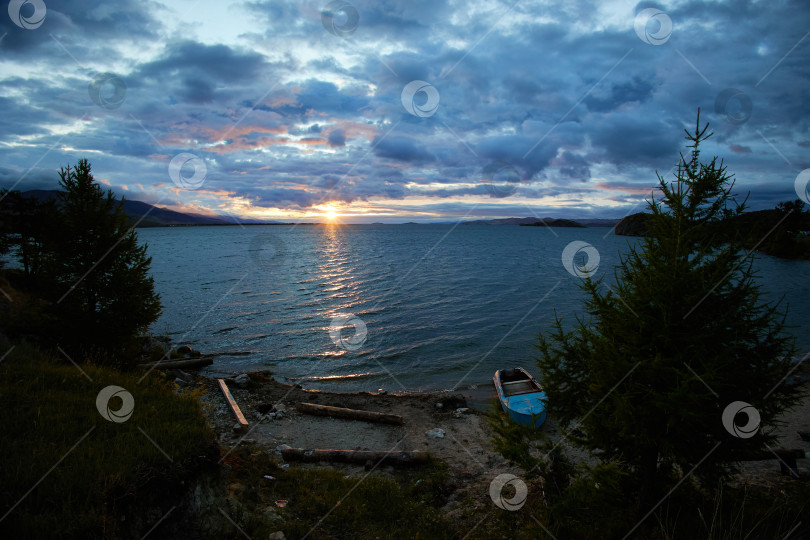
503 406 547 428
493 367 547 428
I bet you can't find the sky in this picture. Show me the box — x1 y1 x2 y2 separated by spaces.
0 0 808 223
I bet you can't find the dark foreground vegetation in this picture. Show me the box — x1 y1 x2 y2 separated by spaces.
1 159 161 363
0 342 461 539
488 112 810 537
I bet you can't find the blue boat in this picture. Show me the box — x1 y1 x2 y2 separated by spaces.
493 367 547 428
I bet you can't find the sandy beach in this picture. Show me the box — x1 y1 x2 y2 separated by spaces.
194 372 810 513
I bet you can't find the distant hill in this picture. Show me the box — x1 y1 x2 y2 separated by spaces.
614 212 651 236
20 189 234 227
462 217 617 227
615 209 810 260
519 218 584 228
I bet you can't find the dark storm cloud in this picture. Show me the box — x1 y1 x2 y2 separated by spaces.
134 41 268 103
373 135 434 162
558 151 591 182
327 130 346 147
0 0 159 54
585 76 656 112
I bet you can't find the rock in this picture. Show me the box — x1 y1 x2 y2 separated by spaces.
273 403 286 414
453 407 470 418
257 403 275 414
268 531 285 539
377 388 387 395
442 395 467 410
233 373 250 388
426 428 445 439
275 444 291 454
233 422 245 433
141 335 166 354
275 410 285 419
262 506 283 524
188 349 202 358
174 377 189 387
176 345 193 355
435 402 443 409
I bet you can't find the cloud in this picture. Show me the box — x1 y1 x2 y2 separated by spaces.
373 135 434 163
327 129 346 147
0 0 807 220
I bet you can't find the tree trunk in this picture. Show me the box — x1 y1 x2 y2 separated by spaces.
638 445 659 512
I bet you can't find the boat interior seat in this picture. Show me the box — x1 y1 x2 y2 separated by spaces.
501 380 536 396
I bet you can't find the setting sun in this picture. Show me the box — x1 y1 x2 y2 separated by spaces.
325 210 338 220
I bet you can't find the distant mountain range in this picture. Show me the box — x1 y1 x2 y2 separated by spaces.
19 190 266 227
16 190 622 228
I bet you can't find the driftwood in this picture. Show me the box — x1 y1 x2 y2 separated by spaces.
218 379 248 427
296 402 403 425
738 448 808 477
280 448 429 467
138 357 213 369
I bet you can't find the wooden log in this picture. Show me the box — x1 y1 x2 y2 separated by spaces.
737 448 808 478
138 357 213 369
737 448 807 461
280 448 429 467
296 402 403 425
218 379 248 427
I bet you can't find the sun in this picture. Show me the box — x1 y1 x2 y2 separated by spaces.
325 210 338 220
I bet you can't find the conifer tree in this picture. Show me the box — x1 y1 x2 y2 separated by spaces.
45 159 161 359
537 112 802 509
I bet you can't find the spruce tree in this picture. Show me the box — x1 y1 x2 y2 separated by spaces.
45 159 161 360
537 112 803 509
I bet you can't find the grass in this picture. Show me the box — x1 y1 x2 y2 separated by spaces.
0 342 215 538
0 341 459 539
218 444 457 539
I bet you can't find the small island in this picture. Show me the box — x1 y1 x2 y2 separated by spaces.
518 218 585 228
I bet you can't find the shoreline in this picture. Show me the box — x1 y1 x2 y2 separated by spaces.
153 337 810 489
182 369 810 489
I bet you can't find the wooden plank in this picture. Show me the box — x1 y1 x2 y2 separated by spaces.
296 402 403 425
218 379 248 426
281 448 429 467
138 357 213 369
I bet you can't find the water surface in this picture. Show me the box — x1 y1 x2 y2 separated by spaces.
139 224 810 392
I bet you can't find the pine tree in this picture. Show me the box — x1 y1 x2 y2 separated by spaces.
536 112 803 510
45 159 161 360
0 190 58 277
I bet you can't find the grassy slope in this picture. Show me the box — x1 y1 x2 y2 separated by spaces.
0 344 215 538
0 344 461 539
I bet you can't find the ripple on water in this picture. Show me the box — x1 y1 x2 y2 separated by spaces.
139 225 810 391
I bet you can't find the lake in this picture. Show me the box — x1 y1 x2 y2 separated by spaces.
139 224 810 392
